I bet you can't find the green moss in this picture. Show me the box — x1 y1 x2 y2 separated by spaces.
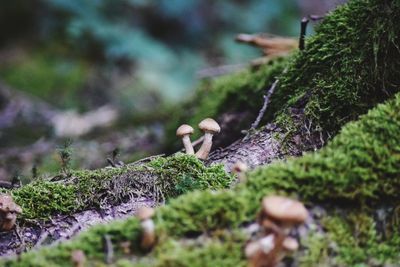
7 154 232 220
134 230 247 267
5 91 400 267
269 0 400 138
246 91 400 205
11 181 76 220
322 213 400 266
299 232 329 267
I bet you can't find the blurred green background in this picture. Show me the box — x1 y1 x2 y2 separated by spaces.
0 0 344 180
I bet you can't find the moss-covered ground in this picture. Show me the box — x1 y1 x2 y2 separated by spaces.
4 78 400 267
2 0 400 266
5 154 232 221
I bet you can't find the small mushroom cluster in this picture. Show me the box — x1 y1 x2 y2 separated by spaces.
0 194 22 232
176 118 220 160
245 196 308 267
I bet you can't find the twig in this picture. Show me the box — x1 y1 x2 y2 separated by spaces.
14 224 25 253
299 14 325 50
104 234 114 264
250 67 288 131
196 63 249 79
128 154 165 166
250 81 278 129
299 17 309 50
107 158 117 167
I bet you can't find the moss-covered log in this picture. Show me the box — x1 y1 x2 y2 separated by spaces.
1 0 400 265
4 82 399 267
0 155 232 256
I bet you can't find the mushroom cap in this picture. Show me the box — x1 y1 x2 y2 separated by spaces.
198 118 220 134
0 195 22 214
261 196 308 224
232 161 248 173
71 250 86 263
176 124 194 137
137 206 155 221
282 237 299 252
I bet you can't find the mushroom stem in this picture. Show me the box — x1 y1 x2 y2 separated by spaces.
195 132 213 160
141 219 156 250
182 135 195 155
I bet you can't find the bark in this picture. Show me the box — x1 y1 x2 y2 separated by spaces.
0 197 154 256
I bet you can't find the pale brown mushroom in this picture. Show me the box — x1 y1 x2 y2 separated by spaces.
261 196 308 227
120 241 131 254
195 118 220 160
246 234 286 267
176 124 195 155
0 194 22 231
282 236 299 253
232 161 248 182
71 250 86 267
140 219 156 250
137 206 155 221
137 206 156 250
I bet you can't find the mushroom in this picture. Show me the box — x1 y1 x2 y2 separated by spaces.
137 206 156 250
246 234 286 267
232 161 248 182
137 206 155 221
261 196 308 231
176 124 195 155
282 236 299 253
0 194 22 231
120 241 131 254
195 118 220 160
71 250 86 267
245 196 308 267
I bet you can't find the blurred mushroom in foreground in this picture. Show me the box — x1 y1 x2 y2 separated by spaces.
232 161 248 182
245 195 308 267
0 194 22 232
137 206 156 250
71 250 86 267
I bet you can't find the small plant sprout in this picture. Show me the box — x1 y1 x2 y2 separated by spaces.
58 140 73 175
176 124 195 155
195 118 221 160
137 206 156 250
0 194 22 232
